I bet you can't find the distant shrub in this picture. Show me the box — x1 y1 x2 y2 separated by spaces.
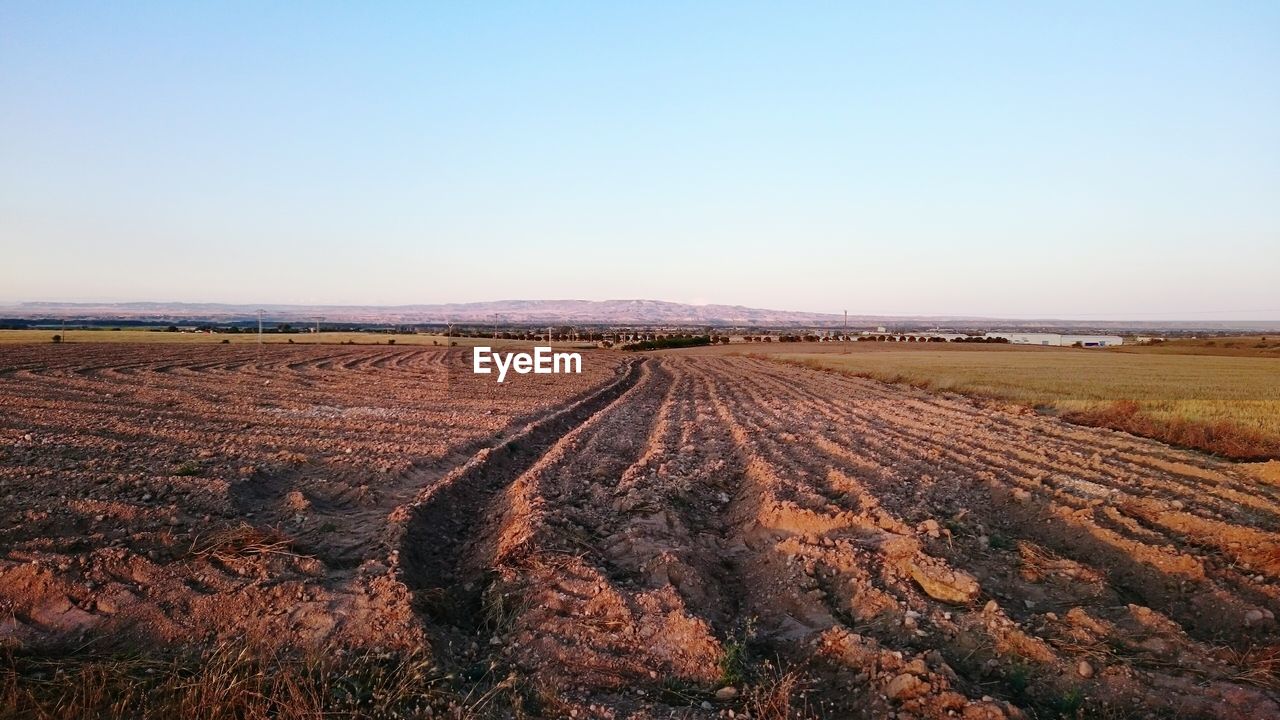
51 334 62 344
621 335 712 351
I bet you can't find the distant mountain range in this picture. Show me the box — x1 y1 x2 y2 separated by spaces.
5 299 842 326
2 300 1277 331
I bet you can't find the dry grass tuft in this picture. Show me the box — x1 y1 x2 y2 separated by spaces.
1017 540 1103 584
1220 644 1280 691
0 642 465 720
741 662 815 720
1017 540 1061 583
187 524 303 563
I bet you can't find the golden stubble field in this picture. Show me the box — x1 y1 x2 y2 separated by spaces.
768 344 1279 461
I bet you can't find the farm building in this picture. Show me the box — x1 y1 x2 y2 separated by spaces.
1062 334 1123 347
984 332 1122 347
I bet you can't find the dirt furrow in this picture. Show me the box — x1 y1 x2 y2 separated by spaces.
689 357 1278 717
733 361 1280 637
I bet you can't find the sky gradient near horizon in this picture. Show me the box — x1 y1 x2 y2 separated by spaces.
2 2 1278 320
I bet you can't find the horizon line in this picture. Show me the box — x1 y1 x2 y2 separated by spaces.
1 298 1277 325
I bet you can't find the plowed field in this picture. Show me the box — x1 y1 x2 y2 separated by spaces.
3 347 1278 719
0 344 624 652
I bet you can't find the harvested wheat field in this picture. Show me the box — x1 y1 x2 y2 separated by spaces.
2 347 1279 719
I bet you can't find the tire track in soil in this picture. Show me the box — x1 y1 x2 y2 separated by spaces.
395 358 646 645
486 359 751 684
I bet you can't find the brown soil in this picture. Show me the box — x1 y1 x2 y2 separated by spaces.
2 347 1278 718
0 344 622 655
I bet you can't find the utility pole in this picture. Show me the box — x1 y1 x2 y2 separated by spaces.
843 310 849 354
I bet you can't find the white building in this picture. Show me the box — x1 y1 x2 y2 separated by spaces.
1061 334 1123 347
984 332 1122 347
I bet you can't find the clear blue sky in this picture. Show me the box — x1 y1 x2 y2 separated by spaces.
2 2 1277 319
